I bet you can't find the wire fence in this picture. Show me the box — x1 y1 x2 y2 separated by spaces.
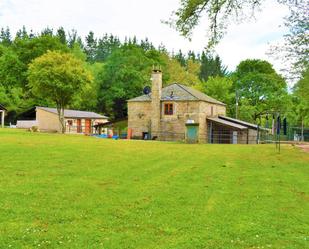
65 123 309 144
136 130 263 144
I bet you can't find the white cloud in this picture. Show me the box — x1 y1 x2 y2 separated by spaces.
0 0 290 76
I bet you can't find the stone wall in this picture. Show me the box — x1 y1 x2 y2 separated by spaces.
128 101 152 139
128 99 227 142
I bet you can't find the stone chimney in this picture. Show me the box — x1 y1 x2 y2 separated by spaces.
151 68 162 138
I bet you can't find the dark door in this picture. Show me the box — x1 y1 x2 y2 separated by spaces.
85 119 91 134
77 119 82 133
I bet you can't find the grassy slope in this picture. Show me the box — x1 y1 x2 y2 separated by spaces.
0 129 308 249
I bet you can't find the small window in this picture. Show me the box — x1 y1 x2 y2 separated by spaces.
164 103 174 115
211 106 214 116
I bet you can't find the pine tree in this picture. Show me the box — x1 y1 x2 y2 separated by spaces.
84 31 97 63
56 27 66 44
0 27 12 46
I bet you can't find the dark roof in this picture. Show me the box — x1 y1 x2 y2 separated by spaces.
128 83 225 106
36 107 108 119
0 104 7 111
218 116 258 130
207 117 248 130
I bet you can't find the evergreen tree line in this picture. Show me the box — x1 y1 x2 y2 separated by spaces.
0 26 308 128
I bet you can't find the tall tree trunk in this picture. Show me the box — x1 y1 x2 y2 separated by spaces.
57 105 66 134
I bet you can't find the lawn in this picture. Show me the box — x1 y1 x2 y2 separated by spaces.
0 129 308 249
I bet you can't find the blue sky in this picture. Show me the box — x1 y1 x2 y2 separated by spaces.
0 0 290 74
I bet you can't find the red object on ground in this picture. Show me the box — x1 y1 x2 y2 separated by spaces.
127 128 132 139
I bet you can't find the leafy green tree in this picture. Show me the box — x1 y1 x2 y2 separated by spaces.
196 76 234 115
67 29 83 48
140 38 154 51
234 59 288 123
166 0 305 48
174 49 186 67
85 31 97 63
41 27 53 36
162 53 201 86
293 67 309 129
56 27 67 44
270 2 309 78
97 45 165 119
199 51 227 81
70 44 100 111
15 26 29 40
28 51 93 133
95 34 121 62
13 34 68 68
0 27 12 46
0 45 24 88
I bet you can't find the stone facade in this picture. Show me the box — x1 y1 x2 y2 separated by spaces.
128 100 226 142
127 70 227 142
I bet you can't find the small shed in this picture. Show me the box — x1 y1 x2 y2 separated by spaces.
0 104 7 128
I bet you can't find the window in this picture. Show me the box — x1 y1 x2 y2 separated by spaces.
164 103 174 115
211 106 214 116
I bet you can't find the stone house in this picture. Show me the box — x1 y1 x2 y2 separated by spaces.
17 106 108 134
127 69 260 144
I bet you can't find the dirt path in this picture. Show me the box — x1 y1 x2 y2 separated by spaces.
297 144 309 153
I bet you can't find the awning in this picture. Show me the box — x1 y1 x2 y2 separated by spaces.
0 104 7 111
207 117 248 130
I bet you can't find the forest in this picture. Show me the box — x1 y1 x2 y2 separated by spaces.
0 26 308 128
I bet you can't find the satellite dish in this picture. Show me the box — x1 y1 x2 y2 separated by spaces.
143 86 151 95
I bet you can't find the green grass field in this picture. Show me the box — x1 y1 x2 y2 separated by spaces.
0 129 308 249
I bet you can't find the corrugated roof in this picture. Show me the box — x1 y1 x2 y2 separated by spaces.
128 83 225 105
36 107 108 119
207 117 248 130
218 116 258 130
0 104 7 111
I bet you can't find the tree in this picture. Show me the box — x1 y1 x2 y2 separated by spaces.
97 44 166 119
233 59 288 123
196 76 234 115
56 27 67 44
13 34 68 68
293 67 309 133
166 0 306 51
0 45 24 88
84 31 97 63
199 51 227 81
28 51 93 133
174 49 186 67
269 2 309 78
161 53 201 86
95 34 121 62
0 27 12 46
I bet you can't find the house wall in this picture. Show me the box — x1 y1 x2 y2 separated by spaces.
65 118 107 133
248 129 258 144
199 102 227 142
36 108 61 132
36 109 107 133
128 100 227 142
128 101 152 138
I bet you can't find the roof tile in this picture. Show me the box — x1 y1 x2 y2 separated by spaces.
36 107 108 119
128 83 225 105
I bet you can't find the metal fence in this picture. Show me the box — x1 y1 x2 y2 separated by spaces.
138 130 262 144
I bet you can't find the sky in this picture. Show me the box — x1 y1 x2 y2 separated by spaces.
0 0 290 74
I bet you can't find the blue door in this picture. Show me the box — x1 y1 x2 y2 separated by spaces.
186 124 199 143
